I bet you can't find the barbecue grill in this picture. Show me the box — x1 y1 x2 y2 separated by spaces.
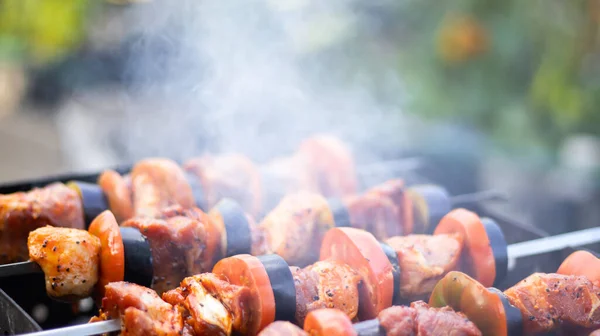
0 158 598 336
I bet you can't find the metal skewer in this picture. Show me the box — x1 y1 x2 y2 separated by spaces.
19 319 120 336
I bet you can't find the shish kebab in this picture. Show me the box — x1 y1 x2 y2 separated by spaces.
0 134 503 265
0 155 501 269
262 250 600 336
1 204 507 302
22 232 600 336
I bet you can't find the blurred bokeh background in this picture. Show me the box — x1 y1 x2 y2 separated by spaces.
0 0 599 234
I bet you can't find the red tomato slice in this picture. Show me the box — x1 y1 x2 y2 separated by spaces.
429 271 507 336
320 227 394 320
557 250 600 286
97 170 133 223
88 210 125 298
304 308 357 336
213 254 276 335
434 209 496 287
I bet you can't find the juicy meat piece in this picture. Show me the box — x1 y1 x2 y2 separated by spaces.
131 158 195 218
504 273 600 334
98 170 134 223
292 260 361 325
185 154 263 217
367 179 412 234
386 234 463 301
258 321 308 336
260 192 335 267
378 301 482 336
28 226 100 300
97 281 184 336
343 193 402 239
0 183 85 264
122 216 208 294
192 273 252 334
163 276 233 336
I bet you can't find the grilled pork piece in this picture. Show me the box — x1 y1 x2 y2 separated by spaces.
122 215 210 294
504 273 600 334
386 234 463 301
291 260 361 325
259 192 335 266
0 183 85 264
344 193 402 239
378 301 482 336
93 282 186 336
131 158 195 218
163 276 233 336
185 154 263 217
191 273 252 334
258 321 308 336
368 179 413 234
28 226 100 300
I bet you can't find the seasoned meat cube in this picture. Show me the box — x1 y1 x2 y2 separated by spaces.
0 183 85 264
378 301 482 336
131 158 195 218
386 234 463 301
192 273 252 334
292 260 361 325
258 321 308 336
504 273 600 334
163 276 232 336
96 282 185 336
28 226 100 300
344 193 402 239
122 215 208 294
260 192 335 266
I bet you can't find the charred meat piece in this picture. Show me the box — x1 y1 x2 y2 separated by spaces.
386 234 463 301
260 192 335 267
504 273 600 334
28 226 100 300
378 301 482 336
191 273 252 334
185 154 263 217
292 260 361 325
0 183 85 264
94 281 185 336
163 276 233 336
122 215 208 294
131 158 195 218
344 193 402 239
258 321 308 336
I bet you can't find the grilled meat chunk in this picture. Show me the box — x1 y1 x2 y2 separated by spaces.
0 183 85 264
368 179 412 234
260 192 335 266
185 154 263 217
94 281 185 336
163 276 233 336
378 301 482 336
504 273 600 334
122 215 209 294
386 234 463 301
258 321 308 336
28 226 100 300
191 273 252 334
344 193 402 239
292 260 361 325
131 158 195 218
